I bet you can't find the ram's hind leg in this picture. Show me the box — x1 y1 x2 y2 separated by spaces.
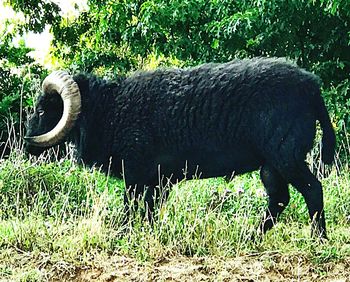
259 164 290 234
288 163 327 239
273 155 327 239
262 116 327 238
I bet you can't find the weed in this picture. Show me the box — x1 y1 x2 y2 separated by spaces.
0 128 349 280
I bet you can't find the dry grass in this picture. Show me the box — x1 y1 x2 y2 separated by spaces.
0 128 349 281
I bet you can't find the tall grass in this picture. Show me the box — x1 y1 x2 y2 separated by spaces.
0 125 349 280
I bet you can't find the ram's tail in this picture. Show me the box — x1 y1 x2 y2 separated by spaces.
315 91 336 164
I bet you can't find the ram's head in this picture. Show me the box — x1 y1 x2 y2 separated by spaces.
24 71 81 155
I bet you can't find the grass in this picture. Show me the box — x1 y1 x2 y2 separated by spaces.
0 140 349 281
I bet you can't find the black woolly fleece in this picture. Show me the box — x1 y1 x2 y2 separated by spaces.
68 58 335 185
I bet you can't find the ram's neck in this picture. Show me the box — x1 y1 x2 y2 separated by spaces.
69 74 121 169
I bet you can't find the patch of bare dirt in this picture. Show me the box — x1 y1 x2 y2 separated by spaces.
57 254 350 282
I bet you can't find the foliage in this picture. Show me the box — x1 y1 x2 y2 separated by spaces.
0 0 62 156
1 0 349 151
0 23 46 156
322 80 350 143
47 0 350 78
50 0 350 138
0 156 123 219
4 0 61 33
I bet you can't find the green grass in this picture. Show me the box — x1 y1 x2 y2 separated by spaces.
0 145 349 280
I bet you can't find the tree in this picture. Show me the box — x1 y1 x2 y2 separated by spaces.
2 0 350 155
50 0 349 135
0 0 60 155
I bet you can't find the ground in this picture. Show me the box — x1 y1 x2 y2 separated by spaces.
57 254 350 282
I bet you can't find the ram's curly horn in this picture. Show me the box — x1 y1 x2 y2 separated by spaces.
24 71 81 147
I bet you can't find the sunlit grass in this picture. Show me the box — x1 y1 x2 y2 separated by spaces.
0 134 349 280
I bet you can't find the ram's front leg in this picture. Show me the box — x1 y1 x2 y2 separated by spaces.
120 156 160 223
123 181 159 222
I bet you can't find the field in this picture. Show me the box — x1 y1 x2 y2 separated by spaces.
0 141 349 281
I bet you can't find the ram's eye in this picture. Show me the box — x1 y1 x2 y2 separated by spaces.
38 109 45 116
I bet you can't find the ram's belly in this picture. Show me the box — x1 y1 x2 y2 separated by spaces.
155 147 262 180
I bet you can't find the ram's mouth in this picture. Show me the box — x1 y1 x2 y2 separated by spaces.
24 143 47 156
24 71 82 148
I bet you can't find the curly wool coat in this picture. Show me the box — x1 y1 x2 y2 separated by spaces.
26 57 336 238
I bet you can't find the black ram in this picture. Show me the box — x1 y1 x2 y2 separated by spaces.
24 58 336 238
